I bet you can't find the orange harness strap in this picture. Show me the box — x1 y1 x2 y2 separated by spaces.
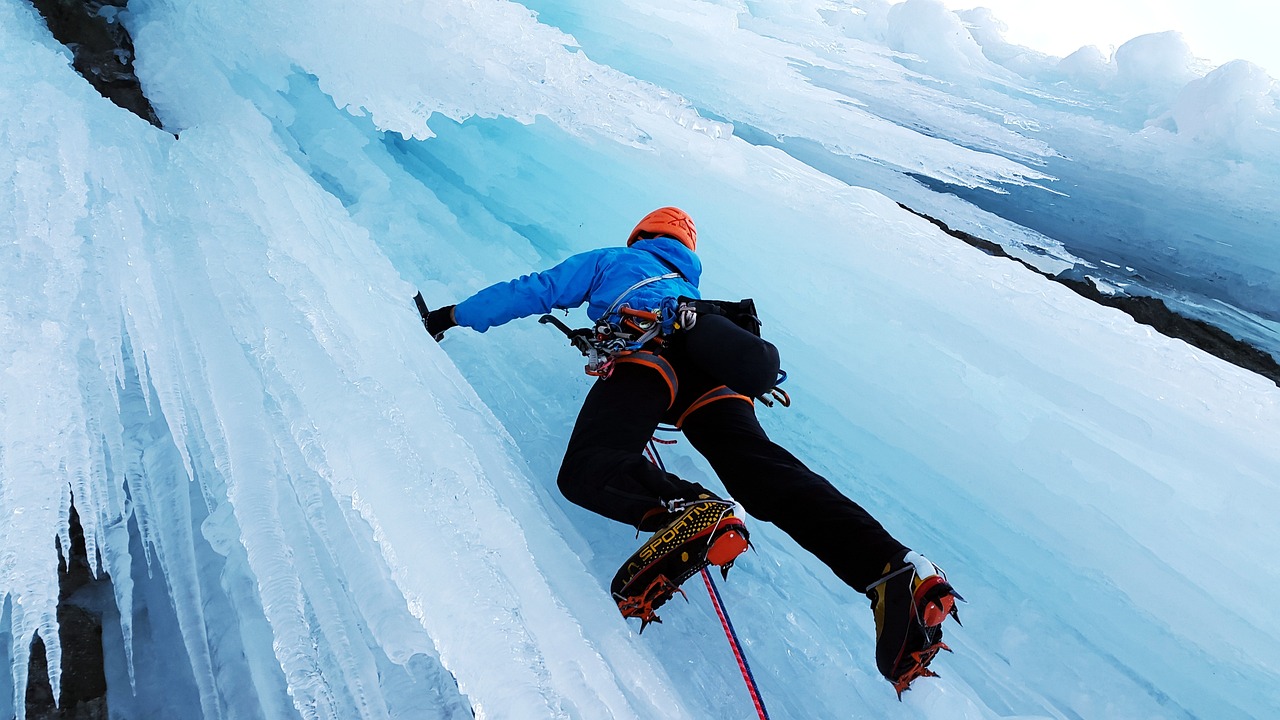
614 352 679 410
676 385 752 428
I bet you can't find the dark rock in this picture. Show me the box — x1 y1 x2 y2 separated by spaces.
26 609 107 720
898 203 1280 387
27 0 163 129
25 502 110 720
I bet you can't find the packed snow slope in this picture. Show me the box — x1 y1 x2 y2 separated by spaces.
2 0 1278 719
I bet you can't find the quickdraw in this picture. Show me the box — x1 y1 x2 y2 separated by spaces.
756 371 790 408
539 293 791 411
537 271 680 377
538 307 671 377
538 312 648 377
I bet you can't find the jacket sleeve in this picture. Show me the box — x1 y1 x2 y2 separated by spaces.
452 250 605 332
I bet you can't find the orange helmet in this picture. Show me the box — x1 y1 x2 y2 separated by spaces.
626 207 697 251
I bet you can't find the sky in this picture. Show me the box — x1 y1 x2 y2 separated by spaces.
939 0 1279 77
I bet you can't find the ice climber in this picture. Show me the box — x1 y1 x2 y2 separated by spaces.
416 207 963 695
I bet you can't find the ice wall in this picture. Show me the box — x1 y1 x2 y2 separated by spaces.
520 0 1280 346
3 0 1279 718
2 0 698 717
387 111 1280 720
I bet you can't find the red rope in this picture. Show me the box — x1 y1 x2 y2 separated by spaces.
645 439 769 718
701 568 770 719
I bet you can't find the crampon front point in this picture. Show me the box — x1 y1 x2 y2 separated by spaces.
894 575 963 697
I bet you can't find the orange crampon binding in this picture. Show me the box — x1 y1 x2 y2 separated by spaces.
894 573 963 698
616 574 688 633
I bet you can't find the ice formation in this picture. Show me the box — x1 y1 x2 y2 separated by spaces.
2 0 1278 718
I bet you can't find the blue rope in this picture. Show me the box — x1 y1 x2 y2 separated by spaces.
646 440 770 718
702 568 771 719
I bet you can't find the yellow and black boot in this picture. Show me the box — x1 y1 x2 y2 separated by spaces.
611 495 749 631
865 550 964 697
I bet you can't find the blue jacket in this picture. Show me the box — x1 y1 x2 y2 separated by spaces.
453 237 702 332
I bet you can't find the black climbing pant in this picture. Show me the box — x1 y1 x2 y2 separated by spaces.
557 324 907 592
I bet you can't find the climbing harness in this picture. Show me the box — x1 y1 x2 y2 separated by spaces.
539 272 679 377
540 293 791 410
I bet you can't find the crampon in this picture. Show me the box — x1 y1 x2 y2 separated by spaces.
867 550 964 697
612 498 750 631
616 575 686 632
891 640 953 698
893 574 962 697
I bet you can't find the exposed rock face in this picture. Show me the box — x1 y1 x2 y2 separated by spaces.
28 0 162 128
899 204 1280 388
21 1 154 713
25 504 110 720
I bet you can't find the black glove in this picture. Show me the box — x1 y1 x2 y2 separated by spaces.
425 304 458 341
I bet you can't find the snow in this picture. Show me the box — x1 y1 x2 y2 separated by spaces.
1170 60 1278 147
1112 31 1201 97
884 0 997 78
2 0 1278 718
1056 45 1114 89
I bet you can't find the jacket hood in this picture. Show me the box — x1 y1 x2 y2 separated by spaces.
631 236 702 287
